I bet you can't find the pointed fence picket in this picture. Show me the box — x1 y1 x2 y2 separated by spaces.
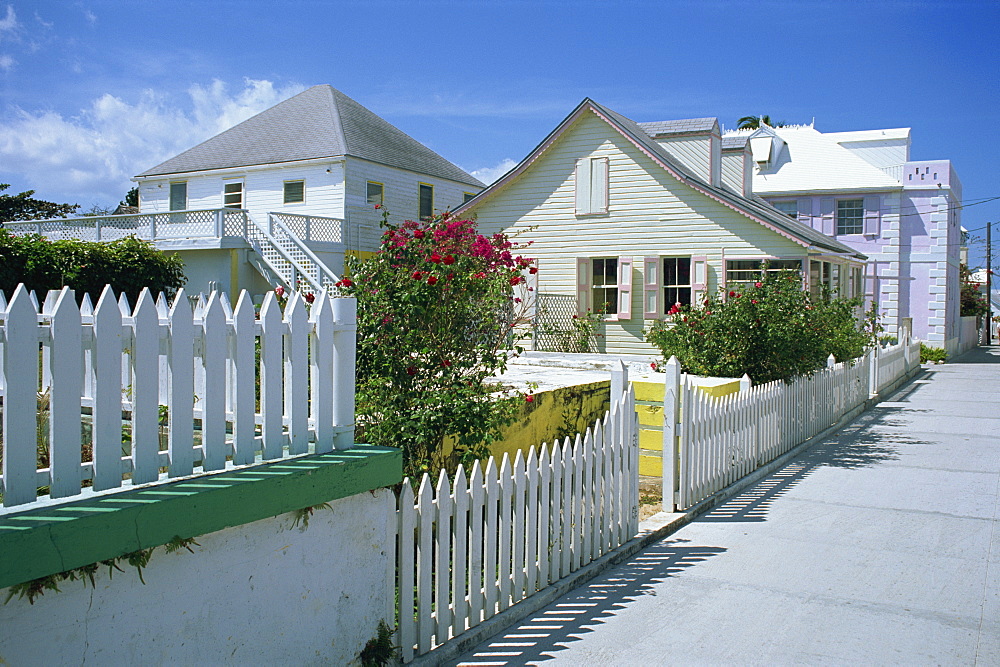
396 377 638 662
0 284 357 510
664 330 923 511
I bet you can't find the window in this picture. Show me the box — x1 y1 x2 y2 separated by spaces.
224 181 243 209
283 180 305 204
367 181 384 207
463 192 476 204
418 183 433 219
575 156 609 215
169 182 187 211
726 259 803 285
663 257 692 308
836 199 864 235
772 200 798 218
591 258 618 315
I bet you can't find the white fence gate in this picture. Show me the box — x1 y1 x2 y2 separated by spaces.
663 333 922 511
0 284 356 509
395 380 638 662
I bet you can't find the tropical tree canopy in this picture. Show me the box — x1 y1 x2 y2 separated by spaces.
737 115 787 130
0 183 79 222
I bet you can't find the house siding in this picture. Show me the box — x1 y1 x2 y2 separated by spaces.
721 152 747 196
470 111 805 356
654 135 711 183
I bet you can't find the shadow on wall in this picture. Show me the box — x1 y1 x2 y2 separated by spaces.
456 538 726 666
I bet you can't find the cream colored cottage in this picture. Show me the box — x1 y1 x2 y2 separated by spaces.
456 99 866 356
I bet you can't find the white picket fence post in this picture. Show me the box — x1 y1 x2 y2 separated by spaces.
0 284 358 510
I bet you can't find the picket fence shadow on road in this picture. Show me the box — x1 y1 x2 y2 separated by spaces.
699 384 942 524
453 539 726 667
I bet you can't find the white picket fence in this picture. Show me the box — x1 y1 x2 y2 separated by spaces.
662 332 922 511
0 284 356 509
395 381 638 662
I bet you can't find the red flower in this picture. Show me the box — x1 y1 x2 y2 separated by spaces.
430 252 442 263
752 299 759 304
703 299 709 306
525 394 534 403
413 229 425 239
510 276 523 286
374 204 382 209
304 292 315 304
336 277 353 288
650 362 659 372
427 275 438 285
667 303 681 315
528 266 538 274
443 255 455 265
441 359 452 367
406 366 416 376
412 271 423 280
729 291 736 297
274 286 285 297
754 282 762 288
473 272 486 279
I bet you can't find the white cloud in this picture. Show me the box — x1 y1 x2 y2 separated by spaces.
470 158 518 185
0 5 17 33
0 78 305 205
0 54 12 70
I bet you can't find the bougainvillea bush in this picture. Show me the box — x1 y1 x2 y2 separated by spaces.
645 270 874 385
340 210 535 478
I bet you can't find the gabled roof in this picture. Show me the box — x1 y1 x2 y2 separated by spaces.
723 124 901 194
721 135 748 151
137 85 483 187
637 118 719 136
457 99 863 259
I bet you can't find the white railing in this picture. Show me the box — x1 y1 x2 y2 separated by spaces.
2 209 250 241
662 333 922 511
0 284 356 510
269 211 343 243
245 214 342 295
396 380 638 662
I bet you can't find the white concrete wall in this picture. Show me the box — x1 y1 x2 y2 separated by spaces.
0 488 396 666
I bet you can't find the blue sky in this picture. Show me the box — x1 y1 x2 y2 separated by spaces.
1 0 998 266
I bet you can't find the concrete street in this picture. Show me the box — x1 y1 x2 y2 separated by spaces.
455 347 1000 666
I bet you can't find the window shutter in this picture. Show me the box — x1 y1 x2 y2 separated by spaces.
797 199 812 227
576 257 591 316
643 256 660 319
617 256 632 320
691 255 708 304
575 159 592 215
592 157 609 214
820 198 835 236
863 196 881 235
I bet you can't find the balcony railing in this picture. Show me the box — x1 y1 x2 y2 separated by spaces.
2 209 254 242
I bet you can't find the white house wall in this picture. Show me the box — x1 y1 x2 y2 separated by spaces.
654 135 711 183
470 111 805 356
721 152 747 195
345 157 482 253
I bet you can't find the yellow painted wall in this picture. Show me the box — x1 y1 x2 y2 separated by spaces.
633 376 743 477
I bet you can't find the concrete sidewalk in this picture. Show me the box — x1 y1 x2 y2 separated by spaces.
454 347 1000 666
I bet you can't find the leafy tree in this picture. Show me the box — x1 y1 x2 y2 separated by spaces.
959 263 989 317
737 115 786 130
121 187 139 208
0 230 186 304
0 183 79 222
645 270 873 384
340 209 535 478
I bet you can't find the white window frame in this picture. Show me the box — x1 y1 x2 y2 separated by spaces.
367 181 384 207
283 179 305 205
724 257 804 286
836 198 864 235
169 181 187 212
223 180 244 209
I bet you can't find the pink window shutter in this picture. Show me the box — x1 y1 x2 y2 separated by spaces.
643 256 660 319
617 256 633 320
576 257 591 316
820 198 835 236
691 255 708 304
575 159 591 215
863 196 881 235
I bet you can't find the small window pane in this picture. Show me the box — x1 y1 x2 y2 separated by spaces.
772 200 798 218
663 257 692 308
367 182 383 207
284 180 304 204
169 182 187 211
224 181 243 209
591 258 618 315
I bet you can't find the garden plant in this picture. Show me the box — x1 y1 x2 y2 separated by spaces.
340 209 535 478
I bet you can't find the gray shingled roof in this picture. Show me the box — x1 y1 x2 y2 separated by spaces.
137 85 483 187
637 117 718 136
721 135 748 150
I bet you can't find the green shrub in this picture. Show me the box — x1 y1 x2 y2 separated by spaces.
340 210 534 478
0 231 185 304
920 343 947 364
645 270 874 384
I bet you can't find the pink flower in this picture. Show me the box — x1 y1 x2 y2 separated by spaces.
274 286 285 297
413 229 425 239
754 282 762 288
510 276 523 286
525 394 534 403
